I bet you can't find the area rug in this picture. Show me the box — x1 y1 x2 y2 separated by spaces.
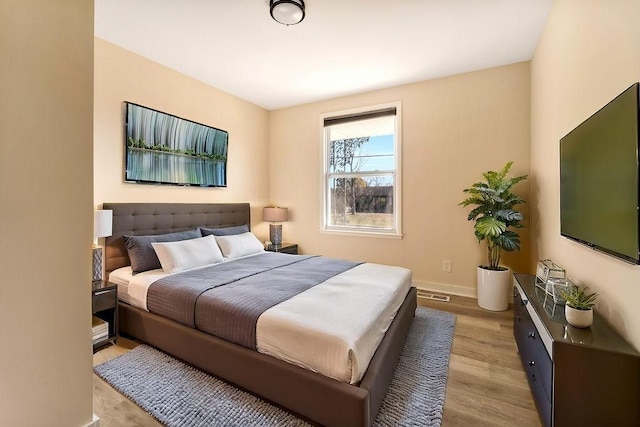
94 307 456 426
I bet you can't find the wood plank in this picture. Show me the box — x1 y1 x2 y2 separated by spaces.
418 295 541 426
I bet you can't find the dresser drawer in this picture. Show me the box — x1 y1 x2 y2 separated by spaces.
527 330 552 402
514 287 553 405
92 288 116 313
514 292 532 347
523 327 552 427
528 370 552 427
514 278 552 427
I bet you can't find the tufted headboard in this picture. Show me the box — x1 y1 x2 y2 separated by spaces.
102 203 251 273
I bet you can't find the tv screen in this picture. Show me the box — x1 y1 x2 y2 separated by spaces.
560 83 640 264
124 102 228 187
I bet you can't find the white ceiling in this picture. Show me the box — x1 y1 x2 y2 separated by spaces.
94 0 554 110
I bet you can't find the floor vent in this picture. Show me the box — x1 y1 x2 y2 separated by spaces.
417 290 451 302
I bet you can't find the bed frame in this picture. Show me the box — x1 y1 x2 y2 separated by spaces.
103 202 417 427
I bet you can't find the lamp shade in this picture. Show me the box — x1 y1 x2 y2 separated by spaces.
263 207 288 223
270 0 305 26
94 210 113 239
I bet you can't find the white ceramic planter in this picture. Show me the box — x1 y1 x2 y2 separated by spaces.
477 266 511 311
565 305 593 328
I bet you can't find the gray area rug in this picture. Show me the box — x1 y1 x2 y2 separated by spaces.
94 307 456 426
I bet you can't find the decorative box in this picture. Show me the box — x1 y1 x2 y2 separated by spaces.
545 277 577 305
536 259 566 289
542 293 565 320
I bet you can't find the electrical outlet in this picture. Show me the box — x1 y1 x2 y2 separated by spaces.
442 260 452 273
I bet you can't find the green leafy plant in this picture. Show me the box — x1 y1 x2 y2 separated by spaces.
128 137 148 149
460 161 528 270
126 138 226 161
563 285 598 310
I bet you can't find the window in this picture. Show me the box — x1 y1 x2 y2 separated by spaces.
321 102 402 237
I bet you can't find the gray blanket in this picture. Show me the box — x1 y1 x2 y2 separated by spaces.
147 252 361 349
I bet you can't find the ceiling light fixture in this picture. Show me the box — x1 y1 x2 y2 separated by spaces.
270 0 305 26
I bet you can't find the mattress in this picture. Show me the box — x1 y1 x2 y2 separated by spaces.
109 256 412 384
108 266 134 305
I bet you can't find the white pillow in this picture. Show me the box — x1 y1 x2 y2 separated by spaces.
215 232 265 259
151 235 224 273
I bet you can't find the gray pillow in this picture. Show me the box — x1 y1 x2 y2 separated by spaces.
199 224 249 237
123 229 201 274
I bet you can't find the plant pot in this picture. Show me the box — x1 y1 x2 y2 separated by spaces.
476 266 511 311
565 305 593 328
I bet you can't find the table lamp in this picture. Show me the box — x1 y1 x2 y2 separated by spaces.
93 209 113 282
263 207 288 245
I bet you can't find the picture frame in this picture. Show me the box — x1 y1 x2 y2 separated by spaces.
124 102 228 187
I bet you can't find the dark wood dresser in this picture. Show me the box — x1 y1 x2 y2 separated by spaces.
513 274 640 427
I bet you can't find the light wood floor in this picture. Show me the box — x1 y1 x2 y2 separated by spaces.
93 295 542 426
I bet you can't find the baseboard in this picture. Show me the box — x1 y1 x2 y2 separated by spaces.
412 279 476 299
412 279 516 304
83 414 99 427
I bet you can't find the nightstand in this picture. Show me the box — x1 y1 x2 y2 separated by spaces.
266 242 298 255
92 281 118 351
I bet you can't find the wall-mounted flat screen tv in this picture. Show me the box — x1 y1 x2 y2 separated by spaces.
560 82 640 264
124 102 228 187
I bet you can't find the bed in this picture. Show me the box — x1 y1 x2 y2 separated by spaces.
103 202 417 427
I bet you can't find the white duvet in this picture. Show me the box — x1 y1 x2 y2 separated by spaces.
109 261 412 384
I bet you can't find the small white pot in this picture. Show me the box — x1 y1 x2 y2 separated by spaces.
476 266 511 311
565 305 593 328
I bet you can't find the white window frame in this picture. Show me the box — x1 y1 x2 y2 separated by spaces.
319 101 403 238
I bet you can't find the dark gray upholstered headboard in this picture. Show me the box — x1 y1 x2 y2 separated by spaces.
103 203 251 273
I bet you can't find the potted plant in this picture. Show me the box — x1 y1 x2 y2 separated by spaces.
563 285 598 328
460 161 527 311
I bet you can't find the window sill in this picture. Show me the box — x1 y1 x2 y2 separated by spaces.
320 228 403 239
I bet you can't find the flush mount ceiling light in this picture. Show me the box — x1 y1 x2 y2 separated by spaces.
270 0 305 26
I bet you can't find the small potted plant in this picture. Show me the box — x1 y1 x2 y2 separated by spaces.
460 161 527 311
563 285 598 328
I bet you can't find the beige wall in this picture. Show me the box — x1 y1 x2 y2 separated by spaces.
269 63 531 297
531 0 640 348
0 1 94 425
94 39 271 232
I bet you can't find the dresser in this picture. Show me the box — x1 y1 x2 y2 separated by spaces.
513 274 640 427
